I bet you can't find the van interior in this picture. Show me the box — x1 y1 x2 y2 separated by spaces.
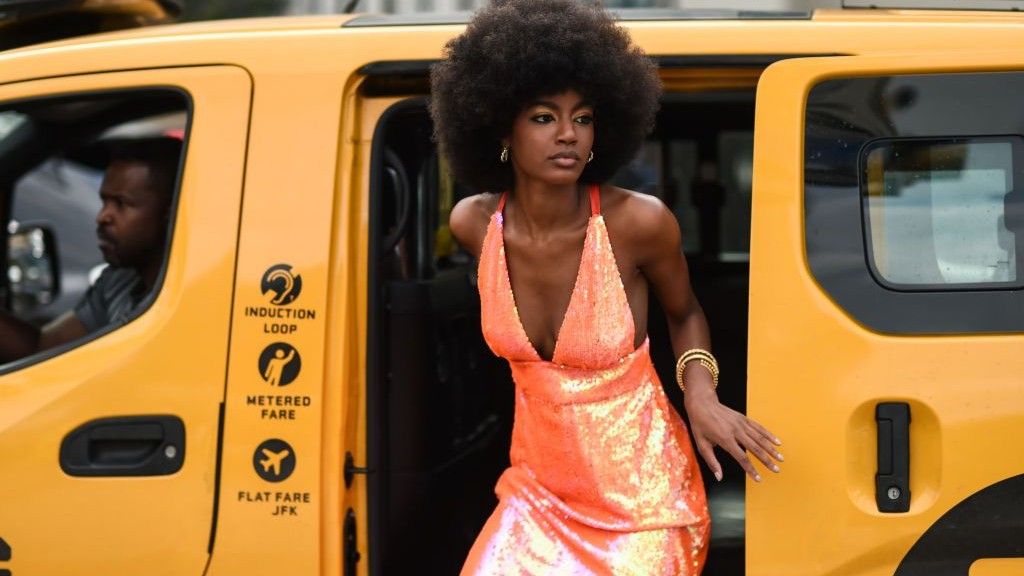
368 66 761 575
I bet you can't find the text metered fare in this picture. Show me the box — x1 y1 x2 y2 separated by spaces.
246 395 312 406
246 394 312 420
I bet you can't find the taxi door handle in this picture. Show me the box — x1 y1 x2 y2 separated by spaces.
876 402 911 513
60 415 185 477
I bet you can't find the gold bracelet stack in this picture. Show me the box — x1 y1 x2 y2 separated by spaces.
674 348 719 392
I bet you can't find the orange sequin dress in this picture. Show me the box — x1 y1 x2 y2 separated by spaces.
462 185 710 575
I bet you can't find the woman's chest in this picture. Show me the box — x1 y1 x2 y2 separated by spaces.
502 225 645 354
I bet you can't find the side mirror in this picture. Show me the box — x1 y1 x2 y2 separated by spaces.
7 222 60 316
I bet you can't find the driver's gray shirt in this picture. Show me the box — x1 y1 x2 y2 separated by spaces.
73 266 147 332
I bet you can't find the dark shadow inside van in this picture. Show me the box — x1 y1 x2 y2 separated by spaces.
368 80 757 575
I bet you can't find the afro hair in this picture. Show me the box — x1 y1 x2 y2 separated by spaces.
430 0 662 192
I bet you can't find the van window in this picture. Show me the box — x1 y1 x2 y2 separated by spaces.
10 155 104 319
1 90 187 367
611 138 703 253
863 138 1022 289
718 130 753 260
610 130 754 262
610 132 757 258
804 72 1024 334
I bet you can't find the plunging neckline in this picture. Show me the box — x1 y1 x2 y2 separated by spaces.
496 209 595 363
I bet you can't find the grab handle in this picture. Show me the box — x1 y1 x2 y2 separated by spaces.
876 402 911 513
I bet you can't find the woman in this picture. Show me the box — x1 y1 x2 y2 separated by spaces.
430 1 783 573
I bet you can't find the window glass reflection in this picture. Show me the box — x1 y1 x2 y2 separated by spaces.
864 139 1021 288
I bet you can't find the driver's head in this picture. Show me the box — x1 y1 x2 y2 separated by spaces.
95 138 180 269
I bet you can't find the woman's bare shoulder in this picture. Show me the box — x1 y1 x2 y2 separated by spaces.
449 192 501 258
602 186 679 238
598 183 679 264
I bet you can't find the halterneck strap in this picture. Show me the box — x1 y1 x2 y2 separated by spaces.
497 191 508 215
589 184 601 216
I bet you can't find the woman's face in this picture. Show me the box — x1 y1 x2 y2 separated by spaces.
505 89 594 188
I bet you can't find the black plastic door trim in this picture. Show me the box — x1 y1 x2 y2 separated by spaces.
60 415 185 477
876 402 911 513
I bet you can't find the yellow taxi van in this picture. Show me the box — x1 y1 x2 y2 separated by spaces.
1 1 1022 574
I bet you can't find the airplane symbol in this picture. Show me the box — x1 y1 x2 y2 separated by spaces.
260 448 291 477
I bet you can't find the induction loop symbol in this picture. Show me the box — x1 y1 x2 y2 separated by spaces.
266 270 294 304
261 263 302 306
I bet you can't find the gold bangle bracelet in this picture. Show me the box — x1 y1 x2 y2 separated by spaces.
681 352 718 377
677 350 718 380
675 348 719 392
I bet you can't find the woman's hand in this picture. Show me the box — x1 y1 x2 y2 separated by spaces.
682 375 783 482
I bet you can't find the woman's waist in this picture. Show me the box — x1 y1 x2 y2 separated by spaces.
508 373 698 504
502 360 709 530
508 338 654 405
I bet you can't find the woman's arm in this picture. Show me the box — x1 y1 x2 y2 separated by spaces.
629 193 783 482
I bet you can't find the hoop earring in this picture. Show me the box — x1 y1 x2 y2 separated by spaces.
588 151 594 163
500 146 509 163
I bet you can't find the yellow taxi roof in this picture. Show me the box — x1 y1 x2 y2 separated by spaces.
12 6 1024 58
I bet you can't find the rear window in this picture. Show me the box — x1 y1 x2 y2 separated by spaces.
861 137 1024 290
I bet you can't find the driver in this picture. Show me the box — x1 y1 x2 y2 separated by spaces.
0 137 180 363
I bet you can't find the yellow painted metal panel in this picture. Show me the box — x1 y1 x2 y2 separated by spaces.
7 17 1024 92
345 94 405 576
971 558 1024 575
0 65 251 574
205 51 363 576
748 51 1024 575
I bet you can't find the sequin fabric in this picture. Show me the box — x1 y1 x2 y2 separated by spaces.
463 185 709 575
